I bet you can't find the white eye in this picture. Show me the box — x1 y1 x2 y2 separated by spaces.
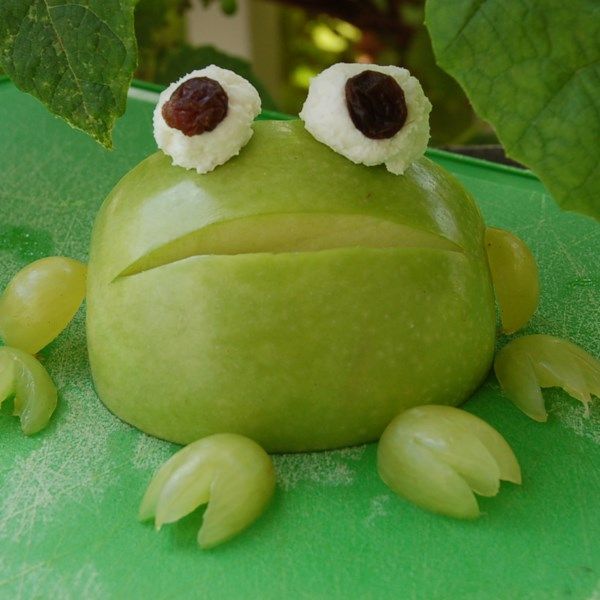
299 63 431 175
153 65 261 174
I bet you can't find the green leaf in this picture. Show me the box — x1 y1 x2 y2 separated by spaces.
0 0 138 148
425 0 600 221
154 44 278 111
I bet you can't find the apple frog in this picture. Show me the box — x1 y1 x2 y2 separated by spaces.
1 64 598 549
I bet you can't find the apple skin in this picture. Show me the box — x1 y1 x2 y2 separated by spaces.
87 120 496 452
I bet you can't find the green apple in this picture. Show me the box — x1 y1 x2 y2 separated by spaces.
87 120 496 453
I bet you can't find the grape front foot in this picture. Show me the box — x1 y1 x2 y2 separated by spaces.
377 405 521 519
139 433 276 549
0 346 57 434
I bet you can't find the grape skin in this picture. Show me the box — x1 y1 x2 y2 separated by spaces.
0 257 87 354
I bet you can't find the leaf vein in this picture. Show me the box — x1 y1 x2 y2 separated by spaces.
511 62 599 149
41 0 92 122
49 3 128 57
445 0 489 52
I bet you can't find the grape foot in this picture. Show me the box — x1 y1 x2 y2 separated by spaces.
0 256 87 354
377 405 521 519
494 334 600 422
139 433 276 548
485 227 539 334
0 346 58 434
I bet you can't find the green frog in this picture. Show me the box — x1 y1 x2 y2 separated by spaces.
1 66 598 549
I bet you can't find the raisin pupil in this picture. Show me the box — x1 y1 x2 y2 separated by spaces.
162 77 229 137
345 70 408 140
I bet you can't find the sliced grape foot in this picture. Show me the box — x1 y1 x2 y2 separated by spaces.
377 405 521 519
494 334 600 422
140 433 276 549
0 346 58 434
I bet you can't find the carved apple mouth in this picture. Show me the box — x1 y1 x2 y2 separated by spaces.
117 213 464 279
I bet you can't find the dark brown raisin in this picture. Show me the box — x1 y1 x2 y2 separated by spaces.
162 77 228 137
345 70 407 139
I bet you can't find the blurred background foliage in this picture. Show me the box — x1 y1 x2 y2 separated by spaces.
135 0 498 146
135 0 278 109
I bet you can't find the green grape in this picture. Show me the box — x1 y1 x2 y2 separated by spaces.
0 346 58 434
495 334 600 421
377 405 521 519
0 257 87 354
140 433 275 549
485 227 539 334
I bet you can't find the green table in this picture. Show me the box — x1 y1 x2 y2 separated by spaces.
1 79 599 599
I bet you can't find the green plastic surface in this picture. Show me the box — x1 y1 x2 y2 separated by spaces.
1 79 599 599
